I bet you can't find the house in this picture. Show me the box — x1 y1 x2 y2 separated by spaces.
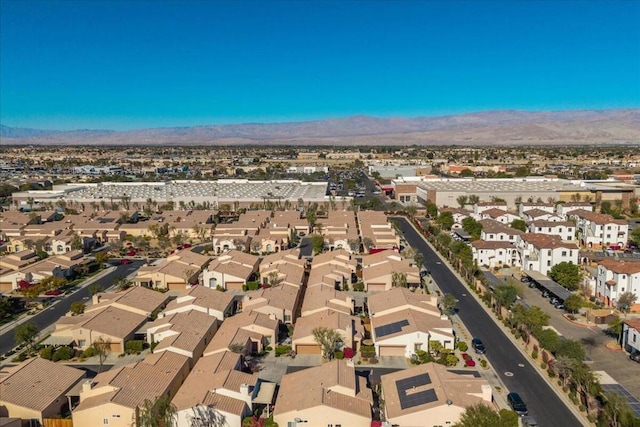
292 310 365 355
273 359 373 427
203 311 279 357
361 258 420 292
301 284 355 317
72 351 190 427
321 210 359 253
162 285 236 321
259 249 305 274
173 351 256 427
144 309 218 366
50 306 148 352
438 208 472 229
477 208 520 225
527 220 576 241
478 219 524 243
133 250 211 290
518 202 555 216
471 241 518 268
595 259 640 309
0 250 37 272
357 211 400 251
201 250 259 291
473 201 507 215
370 308 455 357
380 362 492 427
570 209 629 249
212 210 271 253
241 285 301 324
521 208 564 223
307 250 356 290
621 318 640 355
516 233 579 276
88 286 170 317
0 358 85 424
556 202 593 219
259 249 306 288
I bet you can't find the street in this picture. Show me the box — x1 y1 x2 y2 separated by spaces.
395 217 583 427
0 260 144 356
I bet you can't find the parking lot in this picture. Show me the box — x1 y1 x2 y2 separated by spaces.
518 278 640 400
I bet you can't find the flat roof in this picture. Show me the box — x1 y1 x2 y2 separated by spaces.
523 270 573 301
416 177 586 193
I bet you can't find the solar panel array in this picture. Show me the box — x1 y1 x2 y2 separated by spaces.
374 319 409 338
396 373 439 409
602 384 640 418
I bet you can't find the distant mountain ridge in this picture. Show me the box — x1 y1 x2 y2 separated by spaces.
2 109 640 146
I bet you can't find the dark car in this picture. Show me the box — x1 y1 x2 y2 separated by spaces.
507 392 529 416
471 338 486 354
630 351 640 363
121 259 132 265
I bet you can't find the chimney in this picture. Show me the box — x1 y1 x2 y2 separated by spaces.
240 383 250 396
82 380 94 393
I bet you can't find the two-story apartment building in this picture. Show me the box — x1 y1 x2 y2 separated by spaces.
570 209 628 249
516 233 579 276
595 259 640 308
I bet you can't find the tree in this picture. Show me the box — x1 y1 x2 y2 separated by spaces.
630 228 640 247
305 206 317 232
70 301 86 315
312 327 343 361
461 217 483 240
536 327 560 353
413 252 424 270
423 200 438 218
436 212 454 230
455 403 518 427
617 291 638 312
89 283 102 296
555 338 586 362
391 272 408 288
553 355 578 387
95 251 109 269
441 293 458 316
15 322 39 352
548 262 582 291
362 237 374 252
137 394 177 427
467 194 480 205
564 294 583 314
456 195 469 208
608 317 623 344
510 219 527 232
267 271 283 288
310 234 325 255
93 337 111 373
493 285 518 310
70 234 83 251
511 305 549 342
348 238 361 253
114 276 133 291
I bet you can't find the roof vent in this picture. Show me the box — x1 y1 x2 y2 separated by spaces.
446 399 453 405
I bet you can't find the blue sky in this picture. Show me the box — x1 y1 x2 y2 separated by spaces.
1 0 639 130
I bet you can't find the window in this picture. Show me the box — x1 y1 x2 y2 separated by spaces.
414 343 422 351
562 251 567 257
547 250 552 256
112 415 120 418
103 419 109 425
547 260 551 267
284 314 291 322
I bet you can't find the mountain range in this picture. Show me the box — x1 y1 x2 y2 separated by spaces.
2 109 640 146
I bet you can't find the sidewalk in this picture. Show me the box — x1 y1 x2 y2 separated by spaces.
406 220 590 425
0 266 116 336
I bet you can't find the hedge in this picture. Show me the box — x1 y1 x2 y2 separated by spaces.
125 340 144 354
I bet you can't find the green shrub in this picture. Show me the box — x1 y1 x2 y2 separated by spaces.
246 281 260 291
547 369 556 378
39 346 54 360
52 346 74 361
11 352 27 363
480 359 488 368
360 345 376 358
83 347 96 358
457 341 468 352
532 350 538 359
334 350 344 359
125 340 144 354
265 346 273 352
150 341 159 352
541 362 547 370
275 345 291 357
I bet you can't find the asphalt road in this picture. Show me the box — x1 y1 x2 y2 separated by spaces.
395 217 583 427
0 261 144 355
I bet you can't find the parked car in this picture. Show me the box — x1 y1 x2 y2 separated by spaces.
471 338 486 354
630 351 640 363
520 276 531 283
507 392 529 416
541 290 549 298
461 353 476 367
121 259 132 265
554 303 565 310
522 416 539 427
183 243 192 248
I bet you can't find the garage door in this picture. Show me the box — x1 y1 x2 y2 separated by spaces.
167 282 186 291
296 344 321 355
379 346 405 357
226 281 244 291
0 282 13 292
367 283 386 293
109 342 122 353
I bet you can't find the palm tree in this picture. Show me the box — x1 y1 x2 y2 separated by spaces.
312 327 343 361
456 195 468 208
